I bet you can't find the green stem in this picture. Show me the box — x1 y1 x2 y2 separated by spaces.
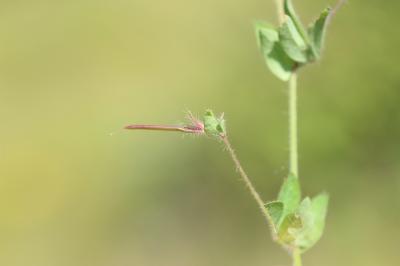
274 0 285 24
289 74 301 265
292 248 302 266
289 73 298 177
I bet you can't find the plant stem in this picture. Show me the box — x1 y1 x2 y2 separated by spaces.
289 73 299 177
221 136 276 234
289 74 301 265
292 248 302 266
274 0 285 24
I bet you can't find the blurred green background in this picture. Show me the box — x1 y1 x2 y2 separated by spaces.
0 0 399 265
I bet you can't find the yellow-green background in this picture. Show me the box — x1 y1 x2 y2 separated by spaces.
0 0 399 265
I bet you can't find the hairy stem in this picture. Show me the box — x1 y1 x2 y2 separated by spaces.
292 248 302 266
221 136 276 234
289 73 299 177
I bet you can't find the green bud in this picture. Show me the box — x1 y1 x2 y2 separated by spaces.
203 109 226 137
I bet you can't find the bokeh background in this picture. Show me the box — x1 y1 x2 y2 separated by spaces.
1 0 399 265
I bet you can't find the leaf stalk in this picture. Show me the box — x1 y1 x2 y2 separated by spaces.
221 135 278 235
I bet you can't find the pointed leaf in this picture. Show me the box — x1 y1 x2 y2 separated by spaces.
265 201 284 229
254 21 279 54
308 8 331 59
254 21 294 81
283 0 308 43
264 41 296 81
279 16 308 63
294 193 329 252
278 173 301 216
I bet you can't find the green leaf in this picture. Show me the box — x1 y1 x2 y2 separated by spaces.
265 201 284 229
278 173 301 216
254 21 295 81
203 109 225 137
254 21 279 54
279 16 308 63
294 193 329 252
264 41 296 81
278 213 302 245
308 8 331 59
283 0 308 43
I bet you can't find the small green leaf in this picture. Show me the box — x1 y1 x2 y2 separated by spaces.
278 213 302 245
203 109 225 137
279 16 308 63
264 42 296 81
254 21 295 81
294 193 329 252
254 21 279 54
308 8 331 59
283 0 308 43
265 201 284 229
278 173 301 216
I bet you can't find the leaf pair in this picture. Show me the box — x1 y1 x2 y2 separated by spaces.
265 174 329 252
255 0 331 81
